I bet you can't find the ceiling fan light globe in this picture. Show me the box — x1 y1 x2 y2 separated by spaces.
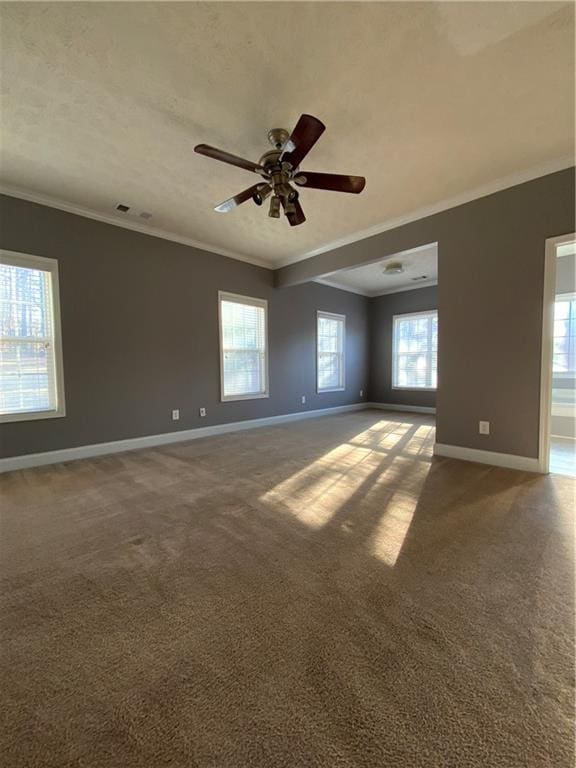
269 196 281 218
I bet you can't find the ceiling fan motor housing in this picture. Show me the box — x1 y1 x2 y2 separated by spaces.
253 149 299 210
258 149 283 169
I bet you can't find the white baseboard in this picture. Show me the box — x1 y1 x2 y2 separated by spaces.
0 403 367 473
367 402 436 415
7 405 543 475
434 443 543 473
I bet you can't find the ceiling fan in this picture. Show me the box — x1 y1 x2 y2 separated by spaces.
194 114 366 226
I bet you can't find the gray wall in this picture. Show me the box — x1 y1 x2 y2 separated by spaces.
2 167 575 462
369 286 437 408
278 168 576 458
0 195 370 459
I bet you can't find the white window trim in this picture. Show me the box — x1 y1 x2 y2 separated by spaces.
539 233 576 473
316 310 346 393
218 290 269 402
392 309 438 391
0 249 66 423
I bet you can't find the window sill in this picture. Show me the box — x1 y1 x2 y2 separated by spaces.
392 386 437 391
0 407 66 424
221 393 269 403
317 387 346 394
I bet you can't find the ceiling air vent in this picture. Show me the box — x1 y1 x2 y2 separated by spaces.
114 204 153 222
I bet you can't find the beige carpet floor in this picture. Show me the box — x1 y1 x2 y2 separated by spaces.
1 411 574 767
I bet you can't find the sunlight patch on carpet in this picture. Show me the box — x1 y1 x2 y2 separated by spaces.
370 490 418 566
258 420 428 531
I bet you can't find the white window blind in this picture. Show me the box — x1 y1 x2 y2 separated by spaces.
393 310 438 389
219 292 268 401
0 251 65 422
553 294 576 375
317 311 345 392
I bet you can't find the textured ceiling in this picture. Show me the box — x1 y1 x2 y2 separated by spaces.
0 2 574 267
319 244 438 296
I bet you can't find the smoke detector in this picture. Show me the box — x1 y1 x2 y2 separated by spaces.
383 261 404 275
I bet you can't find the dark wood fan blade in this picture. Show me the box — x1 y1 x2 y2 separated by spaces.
214 184 268 213
281 196 306 226
295 172 366 193
281 114 326 169
289 198 306 226
195 144 264 174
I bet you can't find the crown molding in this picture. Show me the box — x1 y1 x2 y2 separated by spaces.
275 155 575 269
371 279 437 297
2 155 573 274
0 184 271 269
314 276 438 298
313 277 370 296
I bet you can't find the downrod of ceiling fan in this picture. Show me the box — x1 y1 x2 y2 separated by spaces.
267 128 290 150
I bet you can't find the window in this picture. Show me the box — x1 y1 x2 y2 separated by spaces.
0 250 65 422
553 294 576 376
392 310 438 390
219 292 268 401
317 311 345 392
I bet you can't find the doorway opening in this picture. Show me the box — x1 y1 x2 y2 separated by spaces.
312 242 438 416
541 234 576 476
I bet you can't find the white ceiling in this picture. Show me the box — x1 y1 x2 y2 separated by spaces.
318 244 438 297
0 2 574 268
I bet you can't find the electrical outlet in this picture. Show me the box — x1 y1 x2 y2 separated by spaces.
199 407 206 418
172 409 180 421
360 389 364 397
479 420 490 435
301 395 306 405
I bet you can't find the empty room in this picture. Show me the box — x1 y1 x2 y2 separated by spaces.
0 2 575 767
